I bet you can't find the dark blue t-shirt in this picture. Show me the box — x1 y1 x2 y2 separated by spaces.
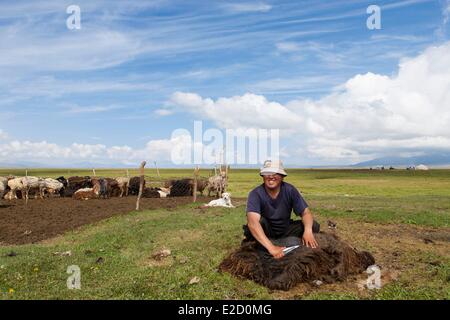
246 182 308 236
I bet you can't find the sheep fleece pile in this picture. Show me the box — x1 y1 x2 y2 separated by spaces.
219 232 375 291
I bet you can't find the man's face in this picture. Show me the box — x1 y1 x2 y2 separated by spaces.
262 173 283 190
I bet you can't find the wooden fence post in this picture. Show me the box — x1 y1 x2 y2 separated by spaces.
193 165 199 202
136 161 147 211
154 161 161 179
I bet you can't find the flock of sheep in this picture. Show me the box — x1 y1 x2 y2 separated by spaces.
0 171 229 202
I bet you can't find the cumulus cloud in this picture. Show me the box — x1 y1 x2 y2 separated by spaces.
170 42 450 163
2 40 449 166
0 135 193 166
288 42 450 160
170 92 302 129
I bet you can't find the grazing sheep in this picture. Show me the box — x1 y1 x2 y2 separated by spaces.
115 177 130 197
219 232 375 291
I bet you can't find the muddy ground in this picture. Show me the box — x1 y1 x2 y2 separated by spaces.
0 196 209 245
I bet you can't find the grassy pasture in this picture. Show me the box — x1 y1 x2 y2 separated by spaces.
0 169 449 299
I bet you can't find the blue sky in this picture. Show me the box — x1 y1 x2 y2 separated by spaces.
0 0 449 167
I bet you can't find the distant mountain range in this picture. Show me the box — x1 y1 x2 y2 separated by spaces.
1 153 450 169
352 153 450 167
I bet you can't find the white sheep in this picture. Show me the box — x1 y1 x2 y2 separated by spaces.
115 177 130 197
7 177 25 200
41 178 64 197
21 176 43 201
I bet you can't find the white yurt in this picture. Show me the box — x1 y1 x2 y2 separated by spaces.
416 164 429 171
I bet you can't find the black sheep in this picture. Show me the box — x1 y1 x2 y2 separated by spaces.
168 179 193 197
63 176 93 197
128 176 144 195
219 232 375 291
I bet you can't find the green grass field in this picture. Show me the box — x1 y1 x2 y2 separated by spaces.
0 169 449 300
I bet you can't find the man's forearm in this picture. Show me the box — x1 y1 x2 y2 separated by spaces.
248 220 275 250
302 208 314 232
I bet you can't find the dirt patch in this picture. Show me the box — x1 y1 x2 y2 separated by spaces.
272 217 450 299
143 248 174 267
0 196 209 245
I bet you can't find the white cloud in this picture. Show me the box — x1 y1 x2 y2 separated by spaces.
224 3 272 13
250 75 340 94
65 104 125 114
0 134 193 166
292 42 450 160
154 108 174 116
0 28 144 72
444 0 450 24
170 42 450 163
276 42 301 52
170 92 302 129
2 41 449 166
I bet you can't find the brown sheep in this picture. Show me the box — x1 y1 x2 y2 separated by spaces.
72 183 101 200
104 178 120 198
219 232 375 291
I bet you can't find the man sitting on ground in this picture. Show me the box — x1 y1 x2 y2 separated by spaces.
243 160 320 259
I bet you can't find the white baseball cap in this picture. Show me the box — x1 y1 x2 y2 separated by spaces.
260 160 287 176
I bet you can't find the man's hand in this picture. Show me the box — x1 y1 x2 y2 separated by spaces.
302 230 319 248
269 245 286 259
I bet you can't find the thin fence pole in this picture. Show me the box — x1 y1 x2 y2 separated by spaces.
136 161 147 211
193 165 199 203
154 161 161 180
